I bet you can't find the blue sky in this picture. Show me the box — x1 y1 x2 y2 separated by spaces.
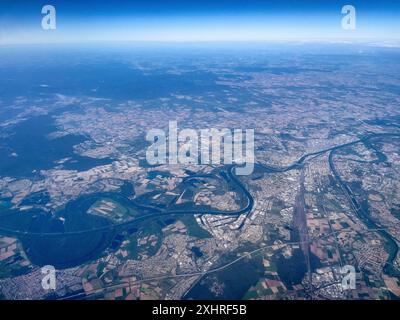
1 0 399 44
